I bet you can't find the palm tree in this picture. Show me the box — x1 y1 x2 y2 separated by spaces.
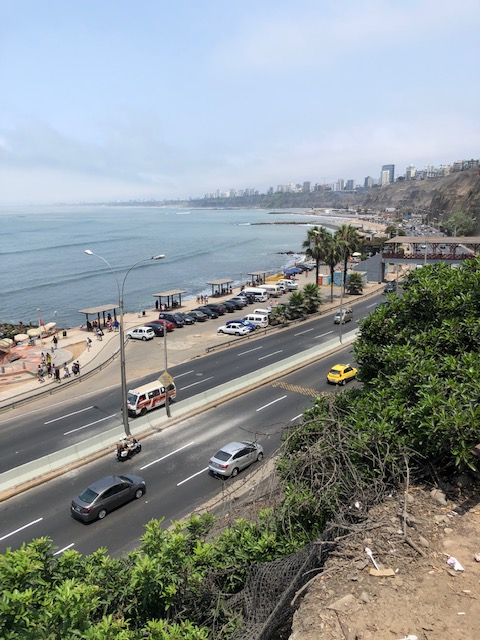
334 224 361 292
302 226 329 287
287 290 307 319
321 234 342 303
302 282 321 314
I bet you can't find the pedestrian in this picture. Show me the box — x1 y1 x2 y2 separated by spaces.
37 365 45 383
107 313 112 322
47 362 52 377
46 352 51 365
75 361 81 376
113 320 119 332
96 328 103 341
63 363 70 378
205 295 208 304
86 336 92 351
54 365 61 383
52 335 58 350
72 362 78 377
107 320 112 332
41 352 46 364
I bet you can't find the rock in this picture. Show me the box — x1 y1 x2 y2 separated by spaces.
434 514 450 525
474 553 480 562
359 591 370 603
430 489 448 505
405 492 415 504
455 473 474 489
327 593 360 613
418 536 430 548
444 527 453 535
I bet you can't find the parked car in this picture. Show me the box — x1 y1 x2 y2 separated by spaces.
205 303 226 315
151 318 175 332
217 323 250 336
71 474 146 523
126 327 155 341
383 282 397 293
143 322 165 337
226 318 256 331
195 306 219 319
208 441 264 478
186 310 208 322
327 363 358 386
176 312 196 325
227 297 248 309
159 312 184 328
237 292 256 303
221 301 237 313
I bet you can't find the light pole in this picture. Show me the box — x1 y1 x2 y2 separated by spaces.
84 250 165 437
37 308 44 345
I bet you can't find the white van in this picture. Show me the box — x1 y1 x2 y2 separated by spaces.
127 380 176 417
253 308 271 316
260 284 282 297
242 287 269 302
276 279 298 291
243 313 269 328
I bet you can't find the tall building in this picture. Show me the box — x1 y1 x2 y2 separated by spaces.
336 178 345 191
381 164 395 183
405 165 416 180
302 181 311 193
345 179 355 191
364 176 374 189
381 170 390 186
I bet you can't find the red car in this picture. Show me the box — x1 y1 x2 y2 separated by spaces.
150 319 175 332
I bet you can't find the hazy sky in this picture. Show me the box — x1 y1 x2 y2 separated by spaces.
1 0 479 204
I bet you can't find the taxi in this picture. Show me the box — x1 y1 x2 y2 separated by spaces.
327 363 358 386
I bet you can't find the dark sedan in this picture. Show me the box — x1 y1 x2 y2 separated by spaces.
186 310 208 322
176 312 196 325
227 297 248 309
195 306 219 319
159 312 185 328
71 474 146 523
205 303 226 315
222 301 237 313
144 322 165 337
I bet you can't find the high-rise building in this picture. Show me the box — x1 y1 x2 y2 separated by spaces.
381 164 395 183
364 176 374 188
302 181 311 193
336 178 345 191
345 179 355 191
405 165 416 180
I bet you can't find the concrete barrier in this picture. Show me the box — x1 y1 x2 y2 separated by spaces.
0 329 359 497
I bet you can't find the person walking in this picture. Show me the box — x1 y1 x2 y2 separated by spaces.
86 336 92 352
46 361 52 378
46 352 51 366
63 363 70 378
37 364 45 383
54 365 61 383
52 335 58 351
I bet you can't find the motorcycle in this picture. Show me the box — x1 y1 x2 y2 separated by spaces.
116 437 142 461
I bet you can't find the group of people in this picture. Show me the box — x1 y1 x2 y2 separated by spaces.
196 294 209 304
37 357 80 383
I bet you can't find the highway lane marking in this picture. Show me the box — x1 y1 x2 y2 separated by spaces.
63 414 116 436
44 406 95 424
177 467 209 486
173 369 194 378
258 350 283 361
54 543 75 556
140 441 195 470
366 302 378 308
315 330 334 339
179 376 214 391
256 395 287 411
294 327 314 336
0 517 43 542
237 346 263 355
272 381 319 397
291 413 304 421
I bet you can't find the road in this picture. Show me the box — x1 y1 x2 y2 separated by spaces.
0 345 358 556
0 294 381 472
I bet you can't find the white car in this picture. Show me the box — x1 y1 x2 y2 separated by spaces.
126 327 155 341
217 323 250 336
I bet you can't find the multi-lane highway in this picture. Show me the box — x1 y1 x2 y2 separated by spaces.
0 346 358 557
0 294 381 472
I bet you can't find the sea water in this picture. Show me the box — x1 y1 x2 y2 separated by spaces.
0 205 329 328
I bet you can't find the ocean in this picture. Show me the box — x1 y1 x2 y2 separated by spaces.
0 205 333 328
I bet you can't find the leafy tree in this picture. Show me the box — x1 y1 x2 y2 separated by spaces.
334 224 361 290
302 226 328 286
321 234 342 303
443 210 477 236
302 282 321 314
285 290 306 319
346 272 363 295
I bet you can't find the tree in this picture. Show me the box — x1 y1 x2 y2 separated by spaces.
321 234 342 303
443 210 477 236
346 272 363 295
334 224 361 291
302 226 329 287
302 283 321 314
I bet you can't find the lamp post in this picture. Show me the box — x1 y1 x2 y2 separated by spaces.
37 308 44 345
84 250 165 437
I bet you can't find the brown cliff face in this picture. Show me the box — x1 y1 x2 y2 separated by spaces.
361 168 480 229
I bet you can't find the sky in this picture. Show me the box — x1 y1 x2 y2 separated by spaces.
1 0 479 205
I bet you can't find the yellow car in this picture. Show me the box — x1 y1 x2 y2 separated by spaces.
327 363 358 386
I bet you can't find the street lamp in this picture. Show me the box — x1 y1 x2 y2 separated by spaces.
84 250 165 437
37 308 44 345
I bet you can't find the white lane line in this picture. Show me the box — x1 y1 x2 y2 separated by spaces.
294 327 314 336
258 350 283 361
179 376 214 391
177 467 209 486
63 414 116 436
54 543 75 556
291 413 304 421
315 330 334 339
45 406 95 425
0 517 43 542
366 302 378 308
256 395 288 411
173 369 194 378
140 441 195 470
238 346 263 356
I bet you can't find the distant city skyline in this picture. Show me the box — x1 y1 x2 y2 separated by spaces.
1 1 479 205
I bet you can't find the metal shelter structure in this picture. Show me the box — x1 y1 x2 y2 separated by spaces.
247 270 268 286
151 289 187 311
78 304 118 330
206 279 234 297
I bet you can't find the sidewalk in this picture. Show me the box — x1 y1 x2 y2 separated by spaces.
0 267 392 408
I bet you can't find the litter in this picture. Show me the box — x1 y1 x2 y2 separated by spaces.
365 547 380 570
447 556 465 571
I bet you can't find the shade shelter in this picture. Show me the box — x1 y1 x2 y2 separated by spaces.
79 304 118 331
247 270 268 286
206 279 234 297
152 289 186 311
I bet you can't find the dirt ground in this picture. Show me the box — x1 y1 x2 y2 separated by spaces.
289 482 480 640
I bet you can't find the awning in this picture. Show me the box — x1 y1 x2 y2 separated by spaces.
152 289 187 310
